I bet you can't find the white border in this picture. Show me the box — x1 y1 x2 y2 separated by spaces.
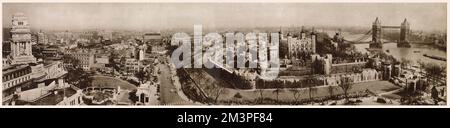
0 0 449 108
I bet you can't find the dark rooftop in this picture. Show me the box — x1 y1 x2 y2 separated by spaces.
33 88 77 105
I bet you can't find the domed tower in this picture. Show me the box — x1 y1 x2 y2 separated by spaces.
10 13 36 65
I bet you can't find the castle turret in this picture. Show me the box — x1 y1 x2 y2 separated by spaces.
310 27 316 54
278 26 284 40
300 26 306 39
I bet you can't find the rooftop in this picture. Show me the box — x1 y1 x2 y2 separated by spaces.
144 33 161 36
2 64 30 76
33 88 77 105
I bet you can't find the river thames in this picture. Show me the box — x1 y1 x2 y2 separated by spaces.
354 43 447 66
325 30 447 66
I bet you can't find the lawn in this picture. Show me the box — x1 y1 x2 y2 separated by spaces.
91 76 137 90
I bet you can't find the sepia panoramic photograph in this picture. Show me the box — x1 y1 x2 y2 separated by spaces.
1 3 447 106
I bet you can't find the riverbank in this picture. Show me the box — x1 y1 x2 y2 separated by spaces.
355 43 447 66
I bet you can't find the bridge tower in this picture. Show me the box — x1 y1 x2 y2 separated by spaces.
397 18 411 47
370 17 383 49
400 18 410 42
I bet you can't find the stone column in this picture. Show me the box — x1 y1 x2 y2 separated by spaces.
137 93 141 103
10 42 16 56
58 78 65 88
15 42 20 57
27 41 31 55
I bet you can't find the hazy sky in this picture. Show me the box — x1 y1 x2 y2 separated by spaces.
2 3 447 32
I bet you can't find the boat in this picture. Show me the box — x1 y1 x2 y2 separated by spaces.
413 50 420 53
423 54 446 61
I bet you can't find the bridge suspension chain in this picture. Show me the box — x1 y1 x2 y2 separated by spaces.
345 30 372 43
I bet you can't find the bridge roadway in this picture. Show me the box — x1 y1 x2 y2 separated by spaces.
381 26 401 29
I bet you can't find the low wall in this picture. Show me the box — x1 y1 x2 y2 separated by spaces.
18 81 56 101
331 62 366 74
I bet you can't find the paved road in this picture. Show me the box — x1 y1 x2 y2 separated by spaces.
157 63 194 105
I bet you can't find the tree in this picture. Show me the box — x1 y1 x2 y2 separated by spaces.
309 82 319 104
135 69 147 84
77 73 93 89
128 89 139 104
63 55 91 89
289 88 300 103
307 76 319 104
212 87 224 103
417 60 425 74
338 75 353 102
258 88 264 103
400 58 411 69
109 52 121 72
205 83 224 104
312 56 322 74
327 85 335 100
257 80 266 103
272 85 284 103
425 64 446 87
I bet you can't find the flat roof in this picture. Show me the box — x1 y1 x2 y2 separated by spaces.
144 33 161 36
2 64 30 76
33 88 77 105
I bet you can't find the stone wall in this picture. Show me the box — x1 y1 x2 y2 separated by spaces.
331 61 367 74
320 69 381 86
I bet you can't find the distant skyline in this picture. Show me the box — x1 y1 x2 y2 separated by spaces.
2 3 447 32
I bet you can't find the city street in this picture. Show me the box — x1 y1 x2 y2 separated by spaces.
157 63 194 105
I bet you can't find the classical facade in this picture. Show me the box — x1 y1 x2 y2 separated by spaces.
2 65 33 101
9 13 36 65
64 50 95 71
2 13 69 105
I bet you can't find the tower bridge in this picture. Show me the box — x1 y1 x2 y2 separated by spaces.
345 17 411 48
